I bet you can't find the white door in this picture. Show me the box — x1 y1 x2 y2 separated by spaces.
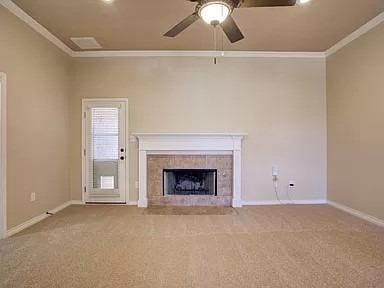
83 100 127 203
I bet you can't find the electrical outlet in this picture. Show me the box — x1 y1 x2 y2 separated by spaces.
30 192 36 202
272 166 279 177
272 166 279 182
289 180 295 188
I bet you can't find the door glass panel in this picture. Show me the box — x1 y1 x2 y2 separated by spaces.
91 107 119 190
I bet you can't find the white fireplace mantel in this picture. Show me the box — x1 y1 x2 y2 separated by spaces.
133 133 246 208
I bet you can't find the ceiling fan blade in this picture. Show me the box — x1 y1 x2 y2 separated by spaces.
238 0 296 8
220 15 244 43
164 13 199 37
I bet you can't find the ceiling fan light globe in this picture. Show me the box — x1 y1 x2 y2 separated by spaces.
199 2 231 25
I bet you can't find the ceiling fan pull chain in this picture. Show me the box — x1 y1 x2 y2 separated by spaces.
221 29 224 53
214 25 217 51
214 25 218 64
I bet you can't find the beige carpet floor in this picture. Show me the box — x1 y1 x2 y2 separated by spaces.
1 205 384 288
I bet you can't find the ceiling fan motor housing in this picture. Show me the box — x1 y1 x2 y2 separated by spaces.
197 0 237 25
197 0 236 14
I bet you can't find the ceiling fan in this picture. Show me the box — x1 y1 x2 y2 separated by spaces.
164 0 297 43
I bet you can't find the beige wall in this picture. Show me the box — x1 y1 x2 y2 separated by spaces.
327 22 384 220
0 6 71 228
0 3 328 227
70 57 326 203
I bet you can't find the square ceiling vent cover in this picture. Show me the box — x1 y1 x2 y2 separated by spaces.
70 37 102 50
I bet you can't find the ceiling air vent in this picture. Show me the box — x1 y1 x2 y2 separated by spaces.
70 37 102 50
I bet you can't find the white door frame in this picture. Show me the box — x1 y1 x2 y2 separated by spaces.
81 98 129 204
0 73 7 239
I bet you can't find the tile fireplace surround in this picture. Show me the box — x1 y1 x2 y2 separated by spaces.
134 133 246 208
148 155 232 206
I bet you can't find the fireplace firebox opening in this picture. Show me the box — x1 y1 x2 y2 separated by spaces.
163 169 217 196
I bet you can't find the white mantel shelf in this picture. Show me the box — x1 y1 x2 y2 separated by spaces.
133 133 246 208
133 133 246 152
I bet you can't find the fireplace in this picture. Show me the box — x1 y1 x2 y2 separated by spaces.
134 133 245 207
163 169 217 196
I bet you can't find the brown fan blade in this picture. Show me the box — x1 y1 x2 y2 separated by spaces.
220 16 244 43
164 13 200 37
238 0 296 8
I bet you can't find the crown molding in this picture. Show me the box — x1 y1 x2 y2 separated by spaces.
0 0 72 56
71 50 325 58
325 11 384 57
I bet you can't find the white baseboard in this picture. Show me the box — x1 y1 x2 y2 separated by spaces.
328 200 384 228
6 200 72 237
70 200 85 205
242 199 327 206
70 200 138 206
